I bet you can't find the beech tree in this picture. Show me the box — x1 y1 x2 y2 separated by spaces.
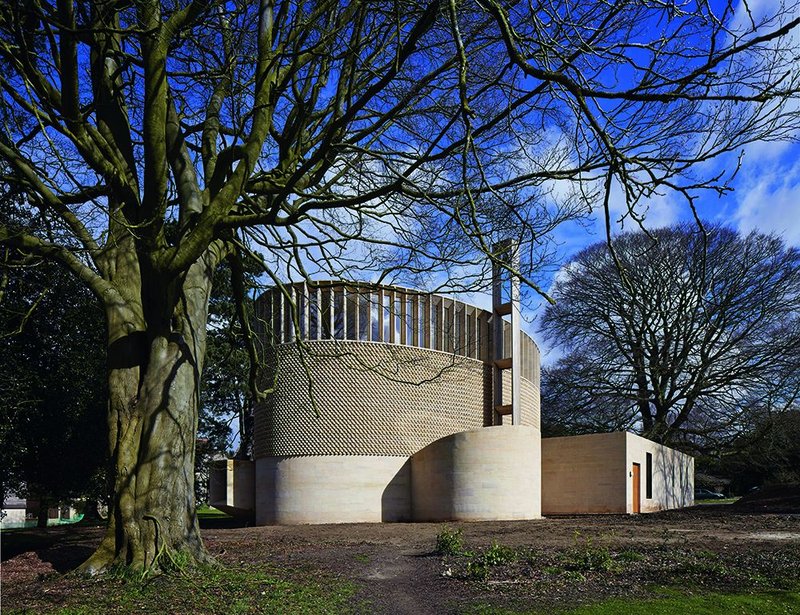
541 224 800 449
1 0 800 573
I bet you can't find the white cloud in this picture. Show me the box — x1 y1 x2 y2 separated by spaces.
733 157 800 245
730 0 800 33
629 191 680 230
587 180 681 240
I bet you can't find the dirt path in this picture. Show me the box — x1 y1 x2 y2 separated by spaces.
3 506 800 614
203 507 800 553
199 508 800 613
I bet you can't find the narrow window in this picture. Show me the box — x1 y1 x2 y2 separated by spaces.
432 301 440 350
333 288 345 339
346 290 358 340
406 298 414 345
444 304 453 352
454 305 463 354
358 292 369 341
308 289 318 340
466 309 475 358
371 295 380 341
394 297 402 342
296 288 306 339
320 287 332 338
383 294 391 341
646 452 653 499
420 296 430 348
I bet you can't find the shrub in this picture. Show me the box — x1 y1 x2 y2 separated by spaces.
483 542 516 566
616 549 645 563
466 559 489 581
435 527 464 556
564 532 613 572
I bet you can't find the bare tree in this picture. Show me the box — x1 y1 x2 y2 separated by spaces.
1 0 799 573
541 224 800 450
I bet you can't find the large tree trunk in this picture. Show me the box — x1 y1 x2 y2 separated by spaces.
36 497 49 529
81 246 221 575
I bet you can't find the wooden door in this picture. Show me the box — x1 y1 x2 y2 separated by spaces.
632 463 641 514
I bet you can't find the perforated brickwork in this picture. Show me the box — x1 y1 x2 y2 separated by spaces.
254 341 540 458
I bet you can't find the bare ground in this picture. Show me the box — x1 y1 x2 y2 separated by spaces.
3 506 800 613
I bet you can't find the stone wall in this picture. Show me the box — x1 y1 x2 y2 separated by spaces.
412 426 541 521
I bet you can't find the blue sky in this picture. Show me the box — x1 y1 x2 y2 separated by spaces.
449 0 800 348
556 141 800 260
246 0 800 365
533 140 800 363
450 131 800 365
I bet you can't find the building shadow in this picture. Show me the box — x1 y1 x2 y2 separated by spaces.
381 459 412 522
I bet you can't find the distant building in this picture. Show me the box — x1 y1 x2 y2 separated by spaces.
1 494 27 525
1 493 79 528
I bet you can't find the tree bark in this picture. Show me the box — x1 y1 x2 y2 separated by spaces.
36 498 49 529
80 246 222 575
77 500 105 525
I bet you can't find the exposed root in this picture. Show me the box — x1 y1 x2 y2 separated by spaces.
76 532 118 577
77 518 213 579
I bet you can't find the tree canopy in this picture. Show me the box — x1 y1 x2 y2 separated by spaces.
707 409 800 492
0 204 108 519
1 0 799 573
540 223 800 451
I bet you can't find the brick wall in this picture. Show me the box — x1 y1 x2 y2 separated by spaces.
254 340 540 458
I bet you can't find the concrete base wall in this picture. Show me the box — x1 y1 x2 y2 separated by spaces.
254 426 542 524
255 455 410 524
209 459 255 517
542 432 628 514
411 426 541 521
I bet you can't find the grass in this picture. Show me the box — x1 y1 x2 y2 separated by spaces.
6 563 364 615
695 498 740 505
561 589 800 614
196 505 232 519
6 513 798 614
469 589 800 615
445 528 800 613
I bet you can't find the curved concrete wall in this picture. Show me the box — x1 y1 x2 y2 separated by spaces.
255 455 411 525
411 426 541 521
255 426 541 524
